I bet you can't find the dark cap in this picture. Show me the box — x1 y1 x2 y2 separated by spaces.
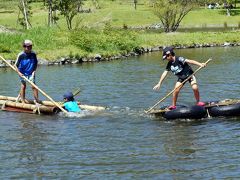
63 91 74 100
162 46 174 60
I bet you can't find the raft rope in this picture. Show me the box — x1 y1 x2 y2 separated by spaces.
34 100 41 115
206 108 210 118
16 94 21 103
1 101 7 109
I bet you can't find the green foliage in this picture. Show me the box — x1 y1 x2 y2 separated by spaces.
25 27 63 50
0 44 11 53
58 0 85 29
69 25 138 53
0 27 64 59
0 34 23 55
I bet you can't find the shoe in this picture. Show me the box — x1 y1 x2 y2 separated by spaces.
168 105 176 110
197 102 205 106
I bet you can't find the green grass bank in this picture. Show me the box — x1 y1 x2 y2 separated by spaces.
1 27 240 61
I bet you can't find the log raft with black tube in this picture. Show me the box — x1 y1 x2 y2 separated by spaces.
150 99 240 120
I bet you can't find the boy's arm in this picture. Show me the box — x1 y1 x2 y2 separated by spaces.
153 70 169 91
33 53 38 71
30 54 38 80
185 59 206 67
14 54 23 76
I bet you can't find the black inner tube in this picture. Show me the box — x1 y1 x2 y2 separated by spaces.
163 105 207 120
207 103 240 117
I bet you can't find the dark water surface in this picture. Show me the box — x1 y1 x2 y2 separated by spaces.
0 47 240 178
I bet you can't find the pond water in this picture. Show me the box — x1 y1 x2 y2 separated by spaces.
0 46 240 178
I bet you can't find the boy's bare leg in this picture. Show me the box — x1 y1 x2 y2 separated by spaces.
172 82 183 106
20 83 27 103
32 86 39 102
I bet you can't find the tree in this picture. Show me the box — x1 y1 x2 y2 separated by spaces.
18 0 32 29
44 0 59 26
59 0 84 30
134 0 137 10
152 0 198 32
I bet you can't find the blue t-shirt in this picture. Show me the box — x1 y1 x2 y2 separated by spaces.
64 101 81 112
16 51 38 76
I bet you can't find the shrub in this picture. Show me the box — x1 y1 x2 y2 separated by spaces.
0 44 11 53
69 27 138 54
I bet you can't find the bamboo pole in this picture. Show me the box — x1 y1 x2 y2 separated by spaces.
145 58 212 114
0 55 68 114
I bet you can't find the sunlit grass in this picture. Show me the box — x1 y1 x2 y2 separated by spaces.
182 8 240 27
138 31 240 47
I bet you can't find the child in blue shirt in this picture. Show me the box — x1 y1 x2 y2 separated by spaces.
15 39 39 103
63 92 81 112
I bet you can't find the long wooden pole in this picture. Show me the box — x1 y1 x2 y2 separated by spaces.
0 55 68 114
72 88 81 97
145 58 212 114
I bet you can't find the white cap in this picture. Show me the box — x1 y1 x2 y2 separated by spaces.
23 39 33 46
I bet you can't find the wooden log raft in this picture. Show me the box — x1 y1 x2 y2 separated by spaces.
0 95 106 113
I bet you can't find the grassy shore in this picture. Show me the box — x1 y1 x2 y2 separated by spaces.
0 0 240 61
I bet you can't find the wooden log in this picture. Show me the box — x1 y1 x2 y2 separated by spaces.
204 99 240 108
79 104 106 111
0 95 17 101
0 100 59 114
3 106 34 114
